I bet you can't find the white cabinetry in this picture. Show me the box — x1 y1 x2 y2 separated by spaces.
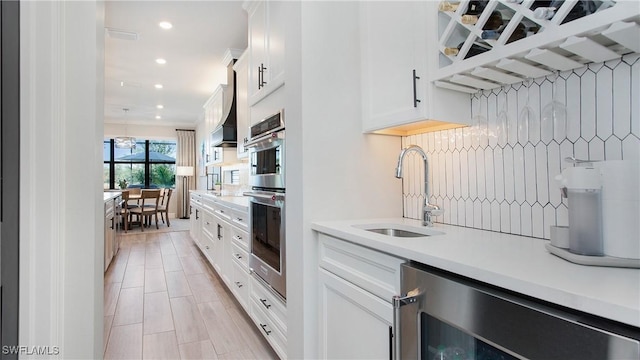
189 193 202 246
234 50 250 159
317 233 405 359
244 0 286 105
203 86 238 166
104 197 117 272
190 194 285 358
360 1 470 134
250 275 287 359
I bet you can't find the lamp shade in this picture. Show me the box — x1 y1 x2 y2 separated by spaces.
176 166 194 177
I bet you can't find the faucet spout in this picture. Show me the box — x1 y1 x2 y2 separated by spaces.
395 145 443 226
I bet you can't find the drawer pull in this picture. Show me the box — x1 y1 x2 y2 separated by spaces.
205 245 210 250
235 217 243 222
234 253 242 259
206 221 210 225
259 298 271 309
259 323 271 336
234 235 243 241
235 281 243 288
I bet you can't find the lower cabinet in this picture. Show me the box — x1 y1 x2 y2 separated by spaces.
250 274 287 359
189 194 286 359
104 195 120 272
318 269 393 359
317 233 405 360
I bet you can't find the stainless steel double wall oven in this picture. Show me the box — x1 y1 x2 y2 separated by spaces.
244 110 286 299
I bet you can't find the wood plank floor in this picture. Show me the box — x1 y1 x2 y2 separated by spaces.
104 220 278 360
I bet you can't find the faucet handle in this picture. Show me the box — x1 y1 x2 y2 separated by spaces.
428 208 444 217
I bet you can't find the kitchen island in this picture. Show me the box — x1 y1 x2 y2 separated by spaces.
312 218 640 328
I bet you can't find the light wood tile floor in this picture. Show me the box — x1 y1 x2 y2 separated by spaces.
104 221 278 360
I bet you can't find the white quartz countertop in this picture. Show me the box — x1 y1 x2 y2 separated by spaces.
312 218 640 328
103 191 121 202
190 190 249 212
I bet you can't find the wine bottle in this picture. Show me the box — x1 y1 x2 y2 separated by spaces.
438 1 460 12
505 22 540 43
465 0 488 15
443 41 491 59
465 10 511 30
533 1 596 22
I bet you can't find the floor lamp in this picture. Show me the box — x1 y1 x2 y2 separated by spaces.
176 166 194 219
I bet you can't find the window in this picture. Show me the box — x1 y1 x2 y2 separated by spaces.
104 139 177 189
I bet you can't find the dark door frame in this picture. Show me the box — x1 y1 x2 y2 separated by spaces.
1 0 20 358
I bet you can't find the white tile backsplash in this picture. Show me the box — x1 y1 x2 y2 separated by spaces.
401 54 640 239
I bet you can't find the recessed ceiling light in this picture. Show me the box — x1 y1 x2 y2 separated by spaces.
159 21 173 30
155 58 166 65
156 105 164 109
154 84 163 89
155 115 162 120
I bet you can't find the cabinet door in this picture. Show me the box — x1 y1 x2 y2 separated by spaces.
247 1 267 100
318 268 393 360
265 1 285 90
234 51 250 159
104 213 114 271
361 1 428 132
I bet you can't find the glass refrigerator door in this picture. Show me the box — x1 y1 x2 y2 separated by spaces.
422 313 519 360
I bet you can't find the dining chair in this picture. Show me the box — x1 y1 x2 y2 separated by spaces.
129 189 161 231
157 188 173 227
119 190 141 232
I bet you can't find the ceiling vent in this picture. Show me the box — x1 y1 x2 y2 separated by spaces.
105 27 139 41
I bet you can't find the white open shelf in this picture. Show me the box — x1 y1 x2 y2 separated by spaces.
434 0 640 93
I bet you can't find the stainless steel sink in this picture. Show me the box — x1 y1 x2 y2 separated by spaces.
365 228 429 237
352 223 444 238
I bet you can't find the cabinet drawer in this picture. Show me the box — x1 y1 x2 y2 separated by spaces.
250 274 287 334
231 226 250 252
231 241 249 270
201 209 217 239
250 296 287 360
231 208 249 232
231 260 250 311
318 233 405 303
213 204 232 222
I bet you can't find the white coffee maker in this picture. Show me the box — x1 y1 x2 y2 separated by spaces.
556 159 639 260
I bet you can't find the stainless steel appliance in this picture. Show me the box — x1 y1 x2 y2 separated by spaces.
246 110 285 189
244 109 286 299
394 262 640 359
244 189 286 299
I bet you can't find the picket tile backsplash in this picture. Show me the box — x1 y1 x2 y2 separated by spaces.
401 54 640 239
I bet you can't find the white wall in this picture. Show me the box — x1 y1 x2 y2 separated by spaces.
286 2 403 358
20 1 105 358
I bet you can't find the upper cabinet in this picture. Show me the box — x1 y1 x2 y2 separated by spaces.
234 50 250 159
245 1 286 106
203 85 226 166
360 1 471 135
434 0 640 93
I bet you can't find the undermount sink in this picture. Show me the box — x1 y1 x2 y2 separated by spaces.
353 223 444 238
365 228 428 237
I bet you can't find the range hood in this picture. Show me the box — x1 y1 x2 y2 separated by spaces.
210 49 242 148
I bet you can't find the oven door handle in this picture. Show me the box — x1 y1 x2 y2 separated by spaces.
392 288 422 360
243 191 285 201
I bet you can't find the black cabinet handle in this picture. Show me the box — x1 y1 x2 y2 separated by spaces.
259 298 271 309
189 205 192 215
235 281 243 288
110 217 115 230
195 209 199 220
412 69 421 108
389 326 393 360
259 323 271 336
217 224 222 240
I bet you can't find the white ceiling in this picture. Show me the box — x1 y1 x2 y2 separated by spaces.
104 1 248 128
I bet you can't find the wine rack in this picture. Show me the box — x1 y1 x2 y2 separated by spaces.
435 0 640 93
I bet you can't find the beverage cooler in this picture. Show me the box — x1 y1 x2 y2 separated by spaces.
393 262 640 359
